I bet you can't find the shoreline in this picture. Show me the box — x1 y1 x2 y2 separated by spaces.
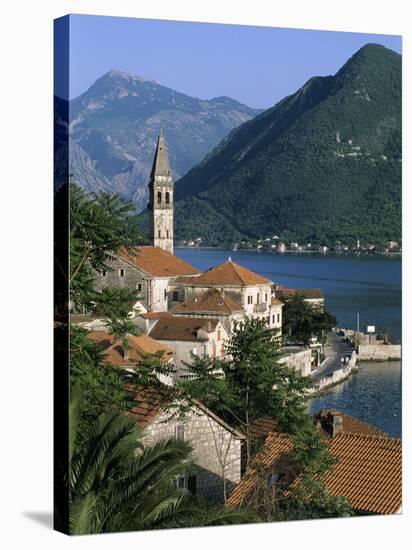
175 246 401 257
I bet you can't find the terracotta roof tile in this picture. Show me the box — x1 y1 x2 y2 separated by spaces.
87 331 173 367
141 311 173 320
315 410 387 439
149 316 221 342
227 427 402 515
170 288 244 315
174 260 272 287
325 433 402 514
271 297 284 306
117 246 200 278
249 417 280 441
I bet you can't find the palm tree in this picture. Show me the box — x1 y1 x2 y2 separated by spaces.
57 384 255 534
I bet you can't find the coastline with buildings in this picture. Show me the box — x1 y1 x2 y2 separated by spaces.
68 129 402 515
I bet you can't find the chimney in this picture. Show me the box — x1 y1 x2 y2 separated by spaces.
327 411 343 438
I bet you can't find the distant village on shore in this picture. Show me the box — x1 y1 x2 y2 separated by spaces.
177 236 401 255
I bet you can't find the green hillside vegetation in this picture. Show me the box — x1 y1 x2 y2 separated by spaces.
174 44 401 247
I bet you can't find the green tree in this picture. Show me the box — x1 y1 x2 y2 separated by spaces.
56 384 256 534
55 183 143 337
281 293 336 346
179 317 312 468
178 317 351 520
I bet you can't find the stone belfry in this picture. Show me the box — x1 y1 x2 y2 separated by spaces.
148 129 174 254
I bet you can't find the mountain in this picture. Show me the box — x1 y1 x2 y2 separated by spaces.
173 44 401 247
63 70 260 209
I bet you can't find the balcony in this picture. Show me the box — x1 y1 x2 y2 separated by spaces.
253 303 267 313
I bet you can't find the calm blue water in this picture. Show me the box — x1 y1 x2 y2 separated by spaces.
175 249 402 437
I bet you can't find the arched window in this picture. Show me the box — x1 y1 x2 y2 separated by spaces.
157 191 162 204
165 192 170 204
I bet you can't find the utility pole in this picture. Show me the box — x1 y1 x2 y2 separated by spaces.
356 311 360 348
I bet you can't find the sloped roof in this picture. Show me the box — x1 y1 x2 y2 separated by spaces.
227 429 402 515
128 386 245 439
325 433 402 514
315 410 387 440
87 331 173 367
170 288 244 315
141 311 173 320
174 260 272 287
249 417 280 441
271 297 284 306
150 128 171 178
117 246 200 278
149 316 221 342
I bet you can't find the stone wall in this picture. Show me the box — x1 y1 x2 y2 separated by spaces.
279 348 312 376
144 408 243 503
358 344 401 361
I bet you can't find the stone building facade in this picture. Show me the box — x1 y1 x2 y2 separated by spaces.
149 316 229 378
130 393 245 504
171 260 283 333
148 129 174 254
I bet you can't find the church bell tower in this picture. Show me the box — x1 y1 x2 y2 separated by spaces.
148 129 174 254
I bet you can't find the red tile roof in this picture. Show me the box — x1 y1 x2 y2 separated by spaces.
149 316 221 342
249 417 280 441
325 433 402 514
117 246 200 278
314 410 387 440
87 331 173 367
227 427 402 515
174 260 272 287
141 311 173 320
170 288 244 315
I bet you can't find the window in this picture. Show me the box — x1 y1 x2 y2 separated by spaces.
158 230 161 239
272 314 275 324
176 476 186 490
101 270 107 277
187 475 197 495
173 290 179 301
247 295 253 305
164 288 167 300
166 191 170 204
175 424 185 441
265 293 268 302
166 230 169 238
277 313 280 323
119 268 125 277
211 343 216 358
257 293 260 304
157 191 162 204
217 330 221 341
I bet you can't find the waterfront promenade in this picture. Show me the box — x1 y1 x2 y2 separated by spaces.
312 331 355 382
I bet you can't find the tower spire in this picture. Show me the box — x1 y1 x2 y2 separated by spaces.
148 129 174 255
150 128 171 178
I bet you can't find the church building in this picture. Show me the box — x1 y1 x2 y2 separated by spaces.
148 128 174 254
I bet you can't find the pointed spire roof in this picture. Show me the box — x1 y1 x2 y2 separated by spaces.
150 128 171 178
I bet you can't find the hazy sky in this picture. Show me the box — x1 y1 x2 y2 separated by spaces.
57 15 401 109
